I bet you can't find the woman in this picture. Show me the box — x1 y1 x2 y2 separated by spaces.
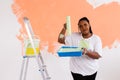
58 17 102 80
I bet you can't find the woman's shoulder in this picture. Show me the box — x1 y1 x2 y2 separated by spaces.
92 34 102 41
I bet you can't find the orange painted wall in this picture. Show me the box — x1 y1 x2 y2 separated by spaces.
12 0 120 52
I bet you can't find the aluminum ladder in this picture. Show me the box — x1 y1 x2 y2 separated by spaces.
19 17 51 80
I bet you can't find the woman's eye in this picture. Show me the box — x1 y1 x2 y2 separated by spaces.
84 24 87 26
79 25 82 28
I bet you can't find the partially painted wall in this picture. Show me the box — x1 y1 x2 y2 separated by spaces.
12 0 120 52
0 0 120 80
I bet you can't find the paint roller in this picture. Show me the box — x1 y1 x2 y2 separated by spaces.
66 16 72 36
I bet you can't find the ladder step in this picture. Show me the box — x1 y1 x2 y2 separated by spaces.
39 69 45 71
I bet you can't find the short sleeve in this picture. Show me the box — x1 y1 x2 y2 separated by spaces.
94 36 102 57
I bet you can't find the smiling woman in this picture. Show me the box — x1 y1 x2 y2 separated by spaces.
58 17 102 80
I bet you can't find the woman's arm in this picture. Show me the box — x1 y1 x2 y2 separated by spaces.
83 48 101 59
58 23 66 44
82 37 102 59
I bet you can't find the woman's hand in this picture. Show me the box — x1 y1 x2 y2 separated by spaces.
63 23 67 30
81 48 101 59
58 23 67 44
82 48 88 55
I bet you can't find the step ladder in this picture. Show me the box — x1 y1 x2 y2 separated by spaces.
19 17 51 80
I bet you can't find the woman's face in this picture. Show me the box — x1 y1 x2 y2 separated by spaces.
78 20 90 35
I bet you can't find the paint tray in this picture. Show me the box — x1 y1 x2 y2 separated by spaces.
57 46 82 57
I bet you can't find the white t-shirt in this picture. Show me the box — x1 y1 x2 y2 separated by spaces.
65 32 102 76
